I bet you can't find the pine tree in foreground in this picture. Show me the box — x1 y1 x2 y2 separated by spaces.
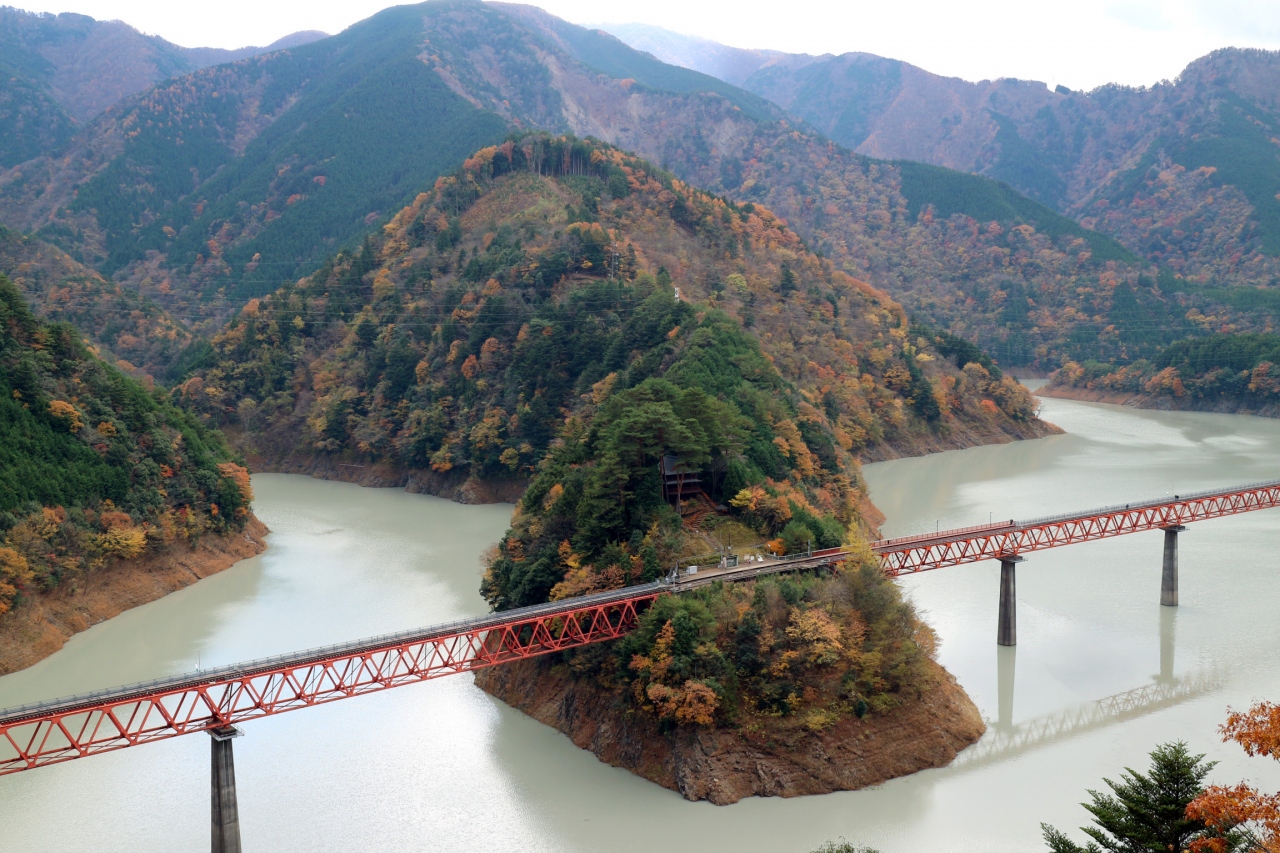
1041 741 1246 852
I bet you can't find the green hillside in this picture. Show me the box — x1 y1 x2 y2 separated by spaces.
0 274 249 614
895 160 1137 263
66 4 510 300
0 225 195 380
0 14 77 168
1176 96 1280 256
0 71 75 169
1051 330 1280 412
0 0 1191 370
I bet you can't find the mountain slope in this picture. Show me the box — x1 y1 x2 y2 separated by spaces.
0 0 792 325
186 135 1048 495
0 273 251 617
0 7 325 168
0 2 514 323
0 225 194 380
0 0 1158 367
605 26 1280 291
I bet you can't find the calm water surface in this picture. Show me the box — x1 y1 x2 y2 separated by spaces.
2 394 1280 852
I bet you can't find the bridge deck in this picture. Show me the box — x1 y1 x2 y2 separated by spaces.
3 478 1278 774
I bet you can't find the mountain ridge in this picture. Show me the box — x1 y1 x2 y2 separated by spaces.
0 0 1154 369
6 5 1279 376
0 6 326 168
605 24 1280 291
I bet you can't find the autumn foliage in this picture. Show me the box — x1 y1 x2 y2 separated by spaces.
188 134 1041 493
0 275 252 616
1188 701 1280 853
1051 333 1280 413
614 554 937 731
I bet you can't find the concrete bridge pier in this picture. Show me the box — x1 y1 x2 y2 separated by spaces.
210 726 243 853
1161 525 1187 607
997 555 1023 647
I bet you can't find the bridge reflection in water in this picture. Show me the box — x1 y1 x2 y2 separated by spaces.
951 608 1223 772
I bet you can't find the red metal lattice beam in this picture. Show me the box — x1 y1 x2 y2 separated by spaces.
870 480 1280 575
3 479 1279 777
0 589 660 775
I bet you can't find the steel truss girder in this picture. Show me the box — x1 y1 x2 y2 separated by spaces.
873 484 1280 575
3 480 1278 777
0 594 658 775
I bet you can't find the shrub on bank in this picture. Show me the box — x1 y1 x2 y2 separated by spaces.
565 548 938 733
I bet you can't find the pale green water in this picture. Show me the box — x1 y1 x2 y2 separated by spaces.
2 395 1280 852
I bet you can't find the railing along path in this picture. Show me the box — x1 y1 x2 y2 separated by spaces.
3 478 1278 776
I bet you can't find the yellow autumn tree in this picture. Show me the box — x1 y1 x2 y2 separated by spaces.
0 547 33 615
99 526 148 559
217 463 253 503
786 608 844 666
48 399 83 432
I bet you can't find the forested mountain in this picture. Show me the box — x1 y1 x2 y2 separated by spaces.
0 226 194 380
184 136 1045 494
0 7 324 168
178 136 1031 747
606 25 1280 293
0 3 523 323
1047 331 1280 417
0 0 780 325
0 0 1161 369
0 274 251 616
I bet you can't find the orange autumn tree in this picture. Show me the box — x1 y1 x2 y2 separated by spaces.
1188 701 1280 853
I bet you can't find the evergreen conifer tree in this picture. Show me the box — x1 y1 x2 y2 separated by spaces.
778 263 798 295
1041 741 1245 852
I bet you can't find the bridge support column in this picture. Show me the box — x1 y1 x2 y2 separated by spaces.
1161 525 1187 607
211 726 243 853
998 555 1023 647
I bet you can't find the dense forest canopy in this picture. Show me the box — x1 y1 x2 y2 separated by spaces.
174 133 1036 734
1051 331 1280 408
185 134 1038 479
0 225 196 381
0 275 250 615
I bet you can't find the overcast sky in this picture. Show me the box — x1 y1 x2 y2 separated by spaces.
16 0 1280 91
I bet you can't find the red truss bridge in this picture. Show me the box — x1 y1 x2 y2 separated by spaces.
869 478 1280 574
3 478 1279 781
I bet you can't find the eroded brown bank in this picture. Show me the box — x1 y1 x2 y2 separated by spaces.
0 516 268 676
475 657 985 804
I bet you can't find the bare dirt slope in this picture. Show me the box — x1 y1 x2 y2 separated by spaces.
475 656 985 805
0 515 268 677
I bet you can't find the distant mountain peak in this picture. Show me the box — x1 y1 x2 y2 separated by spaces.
594 22 821 87
0 7 329 135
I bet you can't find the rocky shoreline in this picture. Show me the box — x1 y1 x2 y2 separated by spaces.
0 515 269 677
474 656 985 804
238 439 529 505
235 423 1059 489
1038 384 1280 418
855 416 1062 463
